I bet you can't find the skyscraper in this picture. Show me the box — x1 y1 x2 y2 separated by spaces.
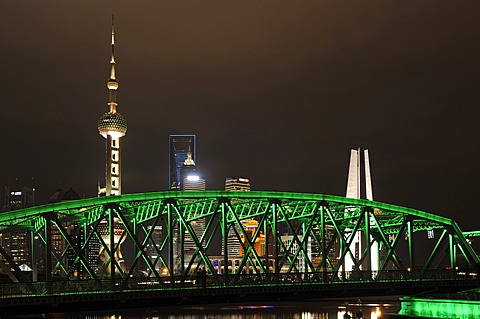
146 225 163 272
225 177 251 191
343 148 379 273
169 134 196 190
280 234 311 273
177 153 205 268
47 188 85 277
240 219 266 257
346 148 373 201
3 186 35 211
181 152 206 191
222 177 250 256
97 16 127 196
1 186 35 268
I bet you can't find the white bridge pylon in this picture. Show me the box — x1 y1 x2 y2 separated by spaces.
343 148 380 275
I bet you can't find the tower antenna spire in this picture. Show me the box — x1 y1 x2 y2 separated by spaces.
110 14 116 81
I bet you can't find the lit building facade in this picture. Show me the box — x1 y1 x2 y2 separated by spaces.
169 134 196 190
146 225 163 272
3 187 35 211
280 234 312 273
180 152 206 191
240 219 266 257
176 152 206 268
343 148 380 273
222 177 250 256
47 188 87 276
225 177 251 191
1 186 35 268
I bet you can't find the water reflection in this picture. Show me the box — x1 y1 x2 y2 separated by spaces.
20 301 399 319
337 303 387 319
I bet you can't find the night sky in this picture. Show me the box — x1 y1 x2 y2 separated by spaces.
1 2 480 231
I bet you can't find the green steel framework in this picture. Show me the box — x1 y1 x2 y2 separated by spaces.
0 191 478 290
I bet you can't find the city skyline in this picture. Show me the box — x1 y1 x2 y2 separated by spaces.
1 2 480 232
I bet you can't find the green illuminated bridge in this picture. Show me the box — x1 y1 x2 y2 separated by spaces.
0 191 479 314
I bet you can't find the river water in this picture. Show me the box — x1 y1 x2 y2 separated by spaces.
13 299 401 319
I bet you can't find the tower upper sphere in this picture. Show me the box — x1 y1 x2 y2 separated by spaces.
98 112 127 139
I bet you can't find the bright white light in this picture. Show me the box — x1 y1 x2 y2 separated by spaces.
187 175 200 181
371 307 382 319
108 131 125 139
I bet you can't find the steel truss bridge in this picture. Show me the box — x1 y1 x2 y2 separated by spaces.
0 191 479 313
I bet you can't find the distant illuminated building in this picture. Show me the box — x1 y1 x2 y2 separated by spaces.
176 152 205 269
181 152 206 191
1 186 35 268
146 225 163 272
225 177 251 191
222 219 246 257
310 223 336 270
280 234 311 273
48 188 85 276
222 177 250 256
169 134 196 190
3 186 35 211
240 219 266 257
343 148 379 273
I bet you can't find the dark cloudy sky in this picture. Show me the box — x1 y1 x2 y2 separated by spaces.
1 1 480 230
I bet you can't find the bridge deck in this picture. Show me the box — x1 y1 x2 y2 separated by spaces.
0 274 478 316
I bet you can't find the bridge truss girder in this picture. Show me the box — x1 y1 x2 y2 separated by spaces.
0 191 477 289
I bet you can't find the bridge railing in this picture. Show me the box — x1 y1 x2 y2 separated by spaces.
0 269 475 298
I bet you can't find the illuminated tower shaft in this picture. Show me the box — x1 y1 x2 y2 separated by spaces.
96 17 128 275
98 17 127 196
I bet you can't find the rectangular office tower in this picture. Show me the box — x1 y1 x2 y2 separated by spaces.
168 134 196 190
222 178 251 256
1 187 35 269
225 177 251 191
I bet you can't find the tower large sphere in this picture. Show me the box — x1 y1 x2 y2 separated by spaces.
98 112 127 139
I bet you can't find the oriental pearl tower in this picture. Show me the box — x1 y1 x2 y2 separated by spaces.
97 17 127 274
98 16 127 196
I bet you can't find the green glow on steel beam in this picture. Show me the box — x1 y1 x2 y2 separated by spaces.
0 191 454 225
400 297 480 318
463 230 480 237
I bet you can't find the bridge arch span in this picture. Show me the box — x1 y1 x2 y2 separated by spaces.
0 191 477 293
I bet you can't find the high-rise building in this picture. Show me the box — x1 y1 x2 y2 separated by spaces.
343 148 379 273
97 16 127 196
169 134 196 190
225 177 251 191
177 153 206 268
3 186 35 211
1 186 35 268
240 219 266 257
146 225 163 272
346 148 373 201
222 177 250 256
47 188 85 276
181 152 206 191
280 234 311 273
